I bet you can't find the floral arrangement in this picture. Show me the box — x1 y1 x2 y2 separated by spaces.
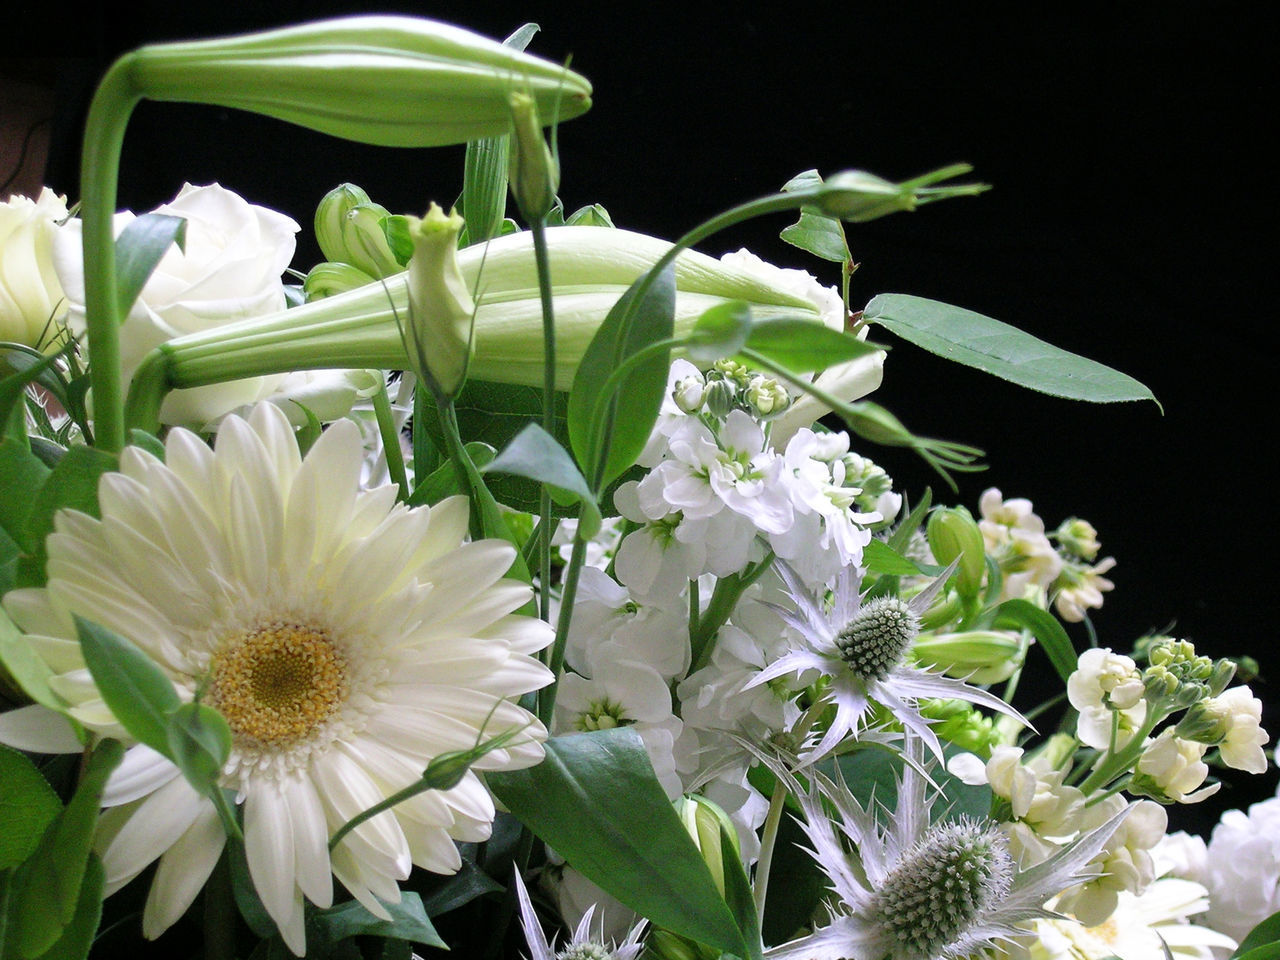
0 15 1276 960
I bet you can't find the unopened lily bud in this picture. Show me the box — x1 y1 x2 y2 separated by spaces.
508 91 560 221
920 699 1000 756
402 203 474 399
674 794 739 896
912 629 1026 685
812 165 987 223
1055 517 1101 561
927 507 986 600
303 261 377 301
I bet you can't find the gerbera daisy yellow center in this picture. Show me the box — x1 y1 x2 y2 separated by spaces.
209 620 349 747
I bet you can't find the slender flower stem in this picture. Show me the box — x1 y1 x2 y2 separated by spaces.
80 55 142 452
688 551 776 675
538 527 589 726
203 851 237 960
437 399 485 540
531 215 557 625
754 777 789 925
371 378 409 498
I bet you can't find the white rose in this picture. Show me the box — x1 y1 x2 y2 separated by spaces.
1203 796 1280 941
1 187 69 350
53 182 304 426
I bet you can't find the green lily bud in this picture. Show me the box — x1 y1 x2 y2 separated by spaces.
912 629 1026 685
812 165 988 223
674 794 740 896
919 699 1000 757
303 261 378 301
507 91 560 221
402 203 474 399
123 16 591 148
143 227 829 407
927 506 986 600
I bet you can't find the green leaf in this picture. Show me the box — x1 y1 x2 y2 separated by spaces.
488 729 748 959
864 294 1159 406
780 170 851 264
567 265 676 492
22 853 104 960
685 301 752 366
483 424 601 538
381 215 413 266
885 489 932 554
166 702 233 793
992 598 1077 685
1233 911 1280 959
114 213 187 319
407 441 496 508
127 428 166 461
862 538 939 577
228 839 277 939
308 892 446 950
76 615 180 758
564 203 614 227
1235 944 1280 960
742 319 881 374
418 860 503 917
0 746 61 871
718 826 763 960
9 738 122 957
0 439 51 552
0 347 68 434
21 446 118 572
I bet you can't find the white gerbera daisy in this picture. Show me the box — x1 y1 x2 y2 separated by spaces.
0 404 553 953
763 735 1134 960
747 561 1026 761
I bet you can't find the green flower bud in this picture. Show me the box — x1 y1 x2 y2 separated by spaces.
123 16 592 149
674 794 740 896
912 629 1026 685
926 507 986 600
1054 517 1101 561
1208 658 1238 696
703 379 738 419
402 203 474 399
745 375 789 416
303 261 378 301
1176 700 1231 745
811 165 987 223
507 91 560 221
918 699 1000 757
671 371 707 414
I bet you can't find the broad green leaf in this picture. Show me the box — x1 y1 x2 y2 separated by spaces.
22 446 119 571
685 301 752 366
309 892 446 949
864 294 1159 406
76 616 179 758
742 319 881 374
0 524 17 597
418 861 503 917
114 213 187 319
166 702 233 793
9 738 122 957
0 440 50 553
483 424 601 538
863 538 938 577
1235 945 1280 960
992 598 1077 685
719 826 763 960
488 729 748 959
0 746 60 870
1233 911 1280 959
407 441 495 508
382 215 413 266
567 264 676 492
23 852 104 960
780 170 851 264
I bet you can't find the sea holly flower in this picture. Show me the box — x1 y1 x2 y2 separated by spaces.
762 735 1133 960
0 187 69 351
746 560 1026 761
0 403 552 952
513 868 646 960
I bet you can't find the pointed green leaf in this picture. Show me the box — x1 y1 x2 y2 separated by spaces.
742 319 881 374
0 347 68 434
685 301 752 366
407 441 495 508
0 746 61 870
1235 913 1280 960
780 170 850 264
564 203 614 227
863 538 939 577
567 265 676 492
114 213 187 319
0 440 51 552
483 424 601 538
22 446 119 572
488 729 748 959
76 616 180 757
309 892 446 949
719 827 763 960
864 294 1159 406
9 738 122 957
992 598 1077 685
166 702 233 793
23 853 104 960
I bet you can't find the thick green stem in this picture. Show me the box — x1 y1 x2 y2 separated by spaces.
531 216 556 625
80 54 142 452
371 378 409 498
688 552 776 675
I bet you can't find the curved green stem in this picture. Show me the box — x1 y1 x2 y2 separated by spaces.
80 54 142 452
371 378 409 498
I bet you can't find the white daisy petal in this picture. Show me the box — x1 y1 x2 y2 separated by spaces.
143 800 225 938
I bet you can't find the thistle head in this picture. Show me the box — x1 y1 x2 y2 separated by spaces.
872 818 1014 960
836 595 918 682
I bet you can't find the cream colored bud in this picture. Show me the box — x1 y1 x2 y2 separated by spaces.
507 91 560 221
403 203 474 398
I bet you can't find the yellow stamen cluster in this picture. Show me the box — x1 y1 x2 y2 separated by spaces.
209 620 348 747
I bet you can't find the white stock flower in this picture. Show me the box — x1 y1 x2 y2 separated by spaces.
1052 555 1116 623
1 187 69 350
0 404 551 953
51 183 370 427
1135 730 1218 803
978 489 1063 601
1068 648 1148 750
1055 798 1168 927
1203 686 1270 774
1201 794 1280 942
748 561 1026 762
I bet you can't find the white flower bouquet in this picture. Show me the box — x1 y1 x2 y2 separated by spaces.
0 14 1275 960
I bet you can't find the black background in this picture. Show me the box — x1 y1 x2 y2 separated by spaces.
25 2 1280 833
